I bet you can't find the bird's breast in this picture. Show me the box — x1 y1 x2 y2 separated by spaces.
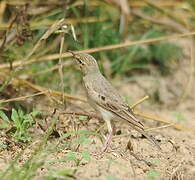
96 105 114 121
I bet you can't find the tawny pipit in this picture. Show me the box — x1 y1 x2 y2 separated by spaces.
70 51 161 151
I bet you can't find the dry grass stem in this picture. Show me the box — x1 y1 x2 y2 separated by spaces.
5 0 182 7
0 91 48 104
0 18 67 94
32 61 73 75
20 78 86 102
0 16 108 30
132 9 187 33
113 124 175 138
58 27 66 104
25 18 66 61
1 31 195 70
63 111 102 121
130 95 149 109
134 110 194 133
142 0 188 27
145 123 175 132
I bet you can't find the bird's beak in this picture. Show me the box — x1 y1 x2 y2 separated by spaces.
68 50 76 57
68 50 81 61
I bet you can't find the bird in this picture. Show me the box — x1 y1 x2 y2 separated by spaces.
69 51 161 152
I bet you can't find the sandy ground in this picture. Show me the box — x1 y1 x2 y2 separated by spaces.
1 77 195 180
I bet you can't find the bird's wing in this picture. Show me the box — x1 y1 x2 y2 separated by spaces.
84 80 161 150
84 80 144 129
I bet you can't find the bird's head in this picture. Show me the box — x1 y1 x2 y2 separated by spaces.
69 51 99 75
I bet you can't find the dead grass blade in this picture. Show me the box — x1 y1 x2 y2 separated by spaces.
134 110 195 133
1 31 195 69
145 123 175 132
130 95 149 109
20 78 86 102
25 18 66 61
132 9 187 33
0 16 108 30
0 91 48 104
142 0 188 27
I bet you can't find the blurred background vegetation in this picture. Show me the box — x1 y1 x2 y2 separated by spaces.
1 0 194 94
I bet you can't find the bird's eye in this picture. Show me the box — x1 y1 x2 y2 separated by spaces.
77 59 82 64
76 58 84 66
99 95 105 101
101 96 105 101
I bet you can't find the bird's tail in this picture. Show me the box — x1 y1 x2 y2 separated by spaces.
128 123 161 150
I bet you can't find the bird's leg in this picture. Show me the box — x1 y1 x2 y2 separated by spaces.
102 119 113 152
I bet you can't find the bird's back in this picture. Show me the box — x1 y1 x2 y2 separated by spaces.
83 71 146 130
83 72 125 105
